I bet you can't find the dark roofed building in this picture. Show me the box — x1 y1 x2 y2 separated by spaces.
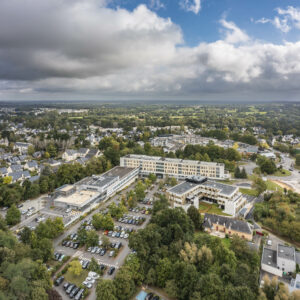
203 213 253 240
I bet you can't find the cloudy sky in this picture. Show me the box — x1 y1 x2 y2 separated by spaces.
1 0 300 101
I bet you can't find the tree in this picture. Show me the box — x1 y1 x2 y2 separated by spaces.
96 279 117 300
88 257 100 273
187 206 202 230
5 204 21 225
27 145 35 156
148 173 157 183
241 168 247 179
114 268 136 300
68 260 83 277
101 236 110 249
252 177 267 195
92 214 114 231
3 176 12 184
135 180 145 201
170 177 177 187
20 227 32 244
77 226 87 245
234 167 241 178
296 154 300 166
86 230 99 247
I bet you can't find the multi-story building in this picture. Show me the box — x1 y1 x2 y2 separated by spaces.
120 154 228 180
166 176 247 216
203 213 253 240
53 166 139 211
261 244 300 277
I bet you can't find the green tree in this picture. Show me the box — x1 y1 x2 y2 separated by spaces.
68 260 83 277
135 180 146 201
86 230 99 247
252 177 267 195
234 167 241 178
114 267 136 300
187 205 202 230
20 227 32 244
77 226 87 245
5 204 21 225
295 154 300 166
101 236 110 249
96 279 117 300
170 177 177 187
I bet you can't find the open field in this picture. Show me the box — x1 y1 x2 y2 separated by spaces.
64 268 89 286
198 201 230 216
239 188 257 196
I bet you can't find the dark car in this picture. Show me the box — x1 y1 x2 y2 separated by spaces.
99 264 106 271
107 266 115 275
62 240 68 246
152 296 160 300
73 242 79 249
70 286 79 298
54 276 64 286
146 293 154 300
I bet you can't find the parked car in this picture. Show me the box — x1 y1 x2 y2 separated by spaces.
54 276 64 286
66 284 75 294
109 250 115 257
70 287 80 298
63 282 70 290
75 288 85 300
107 266 115 275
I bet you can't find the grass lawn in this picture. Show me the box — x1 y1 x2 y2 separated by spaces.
273 169 291 177
221 238 231 248
239 188 258 196
64 269 89 286
198 201 230 216
266 180 283 192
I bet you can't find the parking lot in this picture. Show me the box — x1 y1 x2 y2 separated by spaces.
52 181 157 299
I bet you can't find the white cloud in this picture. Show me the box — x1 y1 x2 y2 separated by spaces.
180 0 201 15
220 19 250 44
256 6 300 33
1 0 300 101
149 0 164 10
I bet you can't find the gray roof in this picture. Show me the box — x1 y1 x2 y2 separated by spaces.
27 161 38 168
278 244 295 261
203 213 252 235
262 247 278 268
29 175 40 183
10 164 22 172
201 180 237 196
0 167 8 175
103 166 136 179
296 251 300 265
168 181 199 195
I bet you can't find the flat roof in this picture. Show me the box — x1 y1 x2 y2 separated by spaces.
168 181 199 195
59 185 74 192
103 166 136 179
122 154 224 166
201 180 237 196
262 247 278 268
278 244 295 261
54 189 99 207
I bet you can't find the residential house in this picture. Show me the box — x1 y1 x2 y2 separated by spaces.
14 142 32 154
203 213 253 241
24 161 39 172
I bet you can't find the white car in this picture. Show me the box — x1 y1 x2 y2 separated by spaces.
267 240 272 246
109 250 115 257
124 234 129 239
